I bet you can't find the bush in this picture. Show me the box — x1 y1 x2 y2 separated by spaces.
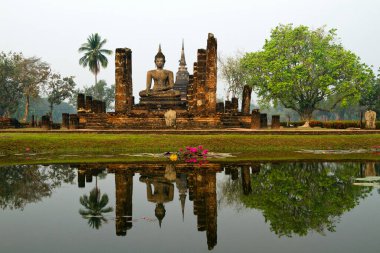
280 120 380 129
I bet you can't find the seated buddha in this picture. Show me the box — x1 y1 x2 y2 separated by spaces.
139 45 181 98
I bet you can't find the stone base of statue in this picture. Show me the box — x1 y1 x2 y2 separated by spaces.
138 89 186 109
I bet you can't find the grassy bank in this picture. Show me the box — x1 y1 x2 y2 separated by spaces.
0 133 379 165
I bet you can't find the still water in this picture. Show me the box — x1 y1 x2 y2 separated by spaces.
0 162 379 253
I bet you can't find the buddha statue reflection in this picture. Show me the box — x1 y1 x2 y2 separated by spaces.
139 45 181 98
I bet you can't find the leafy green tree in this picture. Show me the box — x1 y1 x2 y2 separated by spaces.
45 73 76 120
0 52 24 116
84 80 115 109
17 56 50 122
360 69 380 114
78 33 112 86
70 80 115 110
241 24 375 121
79 188 113 229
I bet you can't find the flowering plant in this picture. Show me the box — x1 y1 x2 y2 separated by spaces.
165 145 208 165
372 145 380 155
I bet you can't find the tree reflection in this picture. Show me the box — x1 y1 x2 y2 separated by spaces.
0 164 75 210
79 188 113 229
220 163 371 237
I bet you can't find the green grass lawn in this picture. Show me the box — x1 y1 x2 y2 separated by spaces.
0 133 379 165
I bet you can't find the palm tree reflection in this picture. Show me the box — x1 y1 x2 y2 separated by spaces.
79 187 113 229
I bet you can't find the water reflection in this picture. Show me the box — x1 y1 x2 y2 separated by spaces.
81 163 220 250
0 161 379 251
219 162 374 237
79 188 113 229
0 164 75 210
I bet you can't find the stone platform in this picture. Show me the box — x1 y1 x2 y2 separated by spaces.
138 96 187 109
77 111 251 129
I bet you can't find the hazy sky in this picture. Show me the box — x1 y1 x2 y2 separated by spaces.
1 0 379 100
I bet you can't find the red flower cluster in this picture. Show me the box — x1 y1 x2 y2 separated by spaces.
166 146 209 166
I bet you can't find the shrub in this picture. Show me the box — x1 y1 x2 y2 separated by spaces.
280 120 380 129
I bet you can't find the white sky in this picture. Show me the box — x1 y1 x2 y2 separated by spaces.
1 0 379 100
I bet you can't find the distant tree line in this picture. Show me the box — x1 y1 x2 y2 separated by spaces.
0 52 76 121
0 32 114 123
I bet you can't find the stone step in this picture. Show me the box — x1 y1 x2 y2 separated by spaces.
221 116 242 128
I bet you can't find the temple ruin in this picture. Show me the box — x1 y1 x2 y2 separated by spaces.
72 33 278 129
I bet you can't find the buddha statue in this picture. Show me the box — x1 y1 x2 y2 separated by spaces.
139 45 181 98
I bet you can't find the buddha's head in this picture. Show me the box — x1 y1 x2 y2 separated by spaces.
154 44 166 68
155 203 166 228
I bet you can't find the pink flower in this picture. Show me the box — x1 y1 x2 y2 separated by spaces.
198 145 203 150
190 147 198 153
202 149 208 155
25 147 30 152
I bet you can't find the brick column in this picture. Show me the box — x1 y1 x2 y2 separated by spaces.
225 100 232 113
242 85 252 114
260 113 268 128
196 49 207 115
251 109 260 129
77 93 85 112
271 115 281 129
30 115 35 127
187 74 194 113
91 100 99 113
62 113 69 128
115 48 133 113
102 101 106 113
85 96 92 112
205 33 217 114
216 102 224 113
41 115 51 130
231 97 239 112
69 114 79 129
189 64 198 114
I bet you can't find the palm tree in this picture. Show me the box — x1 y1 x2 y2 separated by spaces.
78 33 112 85
79 187 113 229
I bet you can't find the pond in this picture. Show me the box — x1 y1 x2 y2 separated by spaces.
0 161 379 253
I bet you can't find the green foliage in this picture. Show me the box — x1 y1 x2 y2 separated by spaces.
220 163 371 237
0 52 50 119
70 80 115 110
360 69 380 113
241 24 375 120
78 33 112 85
45 73 76 118
0 52 24 116
17 56 50 121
